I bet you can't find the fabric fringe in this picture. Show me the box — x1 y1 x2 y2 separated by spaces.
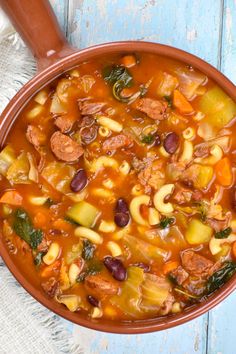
0 260 83 354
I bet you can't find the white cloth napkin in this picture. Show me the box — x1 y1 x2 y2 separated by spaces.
0 9 83 354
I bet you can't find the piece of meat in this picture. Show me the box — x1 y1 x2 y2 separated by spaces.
137 159 165 193
85 274 119 297
50 131 84 162
102 134 133 152
78 101 106 115
135 98 168 120
207 216 231 232
41 277 59 298
172 183 192 204
170 266 189 285
181 250 214 278
160 294 175 315
26 125 46 149
37 237 49 253
192 190 203 202
54 115 76 133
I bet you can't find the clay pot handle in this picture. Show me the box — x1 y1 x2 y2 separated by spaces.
0 0 77 71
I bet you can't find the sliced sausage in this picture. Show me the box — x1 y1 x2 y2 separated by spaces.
181 250 214 278
41 277 59 298
102 134 133 152
78 101 106 115
85 274 119 297
135 98 168 120
80 125 98 145
50 131 84 162
26 125 46 149
54 114 76 133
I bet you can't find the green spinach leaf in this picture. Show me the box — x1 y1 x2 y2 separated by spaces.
159 217 174 229
215 227 232 239
141 134 155 144
13 208 43 249
82 239 95 260
206 261 236 294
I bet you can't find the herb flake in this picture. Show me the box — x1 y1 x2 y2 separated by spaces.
159 217 174 229
13 208 43 249
215 227 232 239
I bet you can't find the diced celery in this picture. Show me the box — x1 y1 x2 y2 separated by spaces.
0 145 16 176
185 219 213 244
66 201 100 228
199 86 236 129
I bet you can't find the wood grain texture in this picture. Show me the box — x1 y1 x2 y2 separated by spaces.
50 1 236 353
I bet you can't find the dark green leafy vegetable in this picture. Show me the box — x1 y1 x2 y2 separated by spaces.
194 201 207 221
164 95 172 107
103 65 133 86
159 217 174 229
215 227 232 239
103 65 133 102
45 198 55 207
34 252 45 266
141 134 155 144
76 260 103 283
82 239 95 260
206 261 236 294
13 208 43 249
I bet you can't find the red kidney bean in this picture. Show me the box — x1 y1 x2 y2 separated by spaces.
132 262 150 272
103 256 127 281
114 212 130 227
163 132 179 154
115 198 129 213
87 295 99 307
70 169 88 192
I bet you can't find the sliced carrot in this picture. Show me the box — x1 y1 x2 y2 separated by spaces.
215 157 233 187
173 89 194 114
163 261 180 275
232 241 236 259
40 260 61 278
33 211 48 228
0 190 22 206
52 218 74 233
120 55 136 68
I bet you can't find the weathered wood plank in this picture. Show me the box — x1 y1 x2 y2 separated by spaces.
50 0 68 32
207 2 236 352
67 0 222 67
221 0 236 83
72 316 208 354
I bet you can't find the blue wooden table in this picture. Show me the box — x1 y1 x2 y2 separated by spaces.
51 1 236 353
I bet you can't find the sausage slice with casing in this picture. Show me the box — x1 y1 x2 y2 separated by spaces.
50 131 84 162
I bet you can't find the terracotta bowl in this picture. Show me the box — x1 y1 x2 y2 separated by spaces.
0 0 236 334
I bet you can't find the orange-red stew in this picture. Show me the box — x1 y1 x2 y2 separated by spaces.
1 53 236 320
